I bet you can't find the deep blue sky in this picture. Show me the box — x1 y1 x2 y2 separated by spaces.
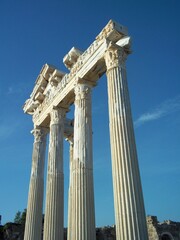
0 0 180 226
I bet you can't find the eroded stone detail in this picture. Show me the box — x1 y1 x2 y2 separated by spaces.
105 47 127 70
23 19 148 240
71 82 96 240
50 107 66 125
63 47 83 70
24 126 47 240
74 83 91 101
96 19 128 41
23 20 129 126
104 43 148 240
43 107 65 240
31 127 48 143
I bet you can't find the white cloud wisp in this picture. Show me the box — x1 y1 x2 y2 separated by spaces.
134 95 180 127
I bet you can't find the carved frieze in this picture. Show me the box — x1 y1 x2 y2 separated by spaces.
24 20 130 126
63 47 83 70
49 69 66 87
96 19 128 42
34 92 45 102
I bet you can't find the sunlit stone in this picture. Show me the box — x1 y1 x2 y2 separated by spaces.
23 19 148 240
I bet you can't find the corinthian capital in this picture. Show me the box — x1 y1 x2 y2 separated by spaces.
50 107 66 125
74 83 92 101
31 127 48 142
104 47 128 71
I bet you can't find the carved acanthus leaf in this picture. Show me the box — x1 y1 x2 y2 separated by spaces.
31 127 48 142
74 84 92 101
105 47 128 70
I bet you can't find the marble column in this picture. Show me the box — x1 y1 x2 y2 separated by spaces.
43 107 66 240
104 46 149 240
24 127 48 240
70 83 96 240
66 136 73 240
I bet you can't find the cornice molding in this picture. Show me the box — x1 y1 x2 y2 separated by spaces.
23 20 130 127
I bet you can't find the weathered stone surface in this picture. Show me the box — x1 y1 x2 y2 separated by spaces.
24 127 48 240
69 83 96 240
63 47 83 70
23 20 149 240
66 136 73 240
43 107 66 240
104 45 148 240
147 216 180 240
23 20 128 127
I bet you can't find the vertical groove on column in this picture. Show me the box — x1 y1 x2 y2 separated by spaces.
105 47 148 240
117 67 137 238
67 140 73 240
123 67 148 238
43 108 65 240
70 83 96 240
24 128 47 240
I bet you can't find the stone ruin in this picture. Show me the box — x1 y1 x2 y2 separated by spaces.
23 19 148 240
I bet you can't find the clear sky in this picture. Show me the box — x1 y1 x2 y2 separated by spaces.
0 0 180 227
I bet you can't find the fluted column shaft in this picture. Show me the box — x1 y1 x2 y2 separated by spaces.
105 46 148 240
70 83 96 240
67 136 73 240
24 127 47 240
43 107 66 240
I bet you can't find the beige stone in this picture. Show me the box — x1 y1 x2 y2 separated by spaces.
24 127 48 240
43 107 66 240
104 46 148 240
23 19 148 240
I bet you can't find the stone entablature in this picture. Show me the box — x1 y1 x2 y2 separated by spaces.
23 20 129 127
63 47 83 70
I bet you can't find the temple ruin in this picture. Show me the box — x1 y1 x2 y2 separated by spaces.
23 20 148 240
